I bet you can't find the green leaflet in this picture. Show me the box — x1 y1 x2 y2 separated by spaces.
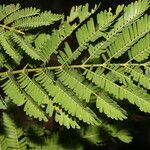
18 73 51 105
35 69 99 125
0 0 150 130
4 7 40 25
10 33 42 60
124 66 150 89
103 124 133 143
24 99 48 121
57 69 93 102
12 11 62 30
84 68 150 113
1 73 48 121
128 33 150 62
104 15 150 63
36 23 75 62
58 5 124 66
0 29 22 64
36 2 99 63
67 3 98 23
55 108 80 129
80 123 133 145
0 99 6 110
35 70 80 128
2 113 27 150
0 4 20 21
57 68 127 120
84 0 149 63
53 82 98 124
2 73 26 106
0 4 62 65
96 93 127 120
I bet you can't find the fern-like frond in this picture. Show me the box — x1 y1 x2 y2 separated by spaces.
34 33 51 60
106 0 149 40
34 4 100 63
10 33 42 60
67 3 98 23
84 67 150 113
103 15 150 63
0 4 63 65
103 65 131 86
124 66 150 89
54 82 99 124
35 23 76 62
1 73 48 121
128 33 150 62
58 5 124 65
96 92 127 120
112 130 133 143
0 135 7 150
81 126 101 144
0 0 150 131
12 11 62 30
57 69 93 102
0 52 11 69
81 123 133 144
0 98 6 110
4 7 40 25
104 124 133 143
55 108 80 129
2 112 27 150
35 69 99 125
0 29 21 63
56 68 127 120
0 4 20 21
84 67 122 98
24 99 48 121
0 52 5 67
123 85 150 113
2 73 26 106
18 72 51 105
84 0 149 63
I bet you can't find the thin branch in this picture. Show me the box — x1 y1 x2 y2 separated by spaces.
0 63 148 77
0 24 25 35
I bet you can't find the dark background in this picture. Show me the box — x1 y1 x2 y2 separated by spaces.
0 0 133 13
0 0 149 149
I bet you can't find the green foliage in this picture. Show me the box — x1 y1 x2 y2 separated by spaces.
0 113 27 150
0 112 132 149
0 0 150 149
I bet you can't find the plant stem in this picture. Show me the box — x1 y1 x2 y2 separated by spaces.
0 63 148 77
0 24 25 35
